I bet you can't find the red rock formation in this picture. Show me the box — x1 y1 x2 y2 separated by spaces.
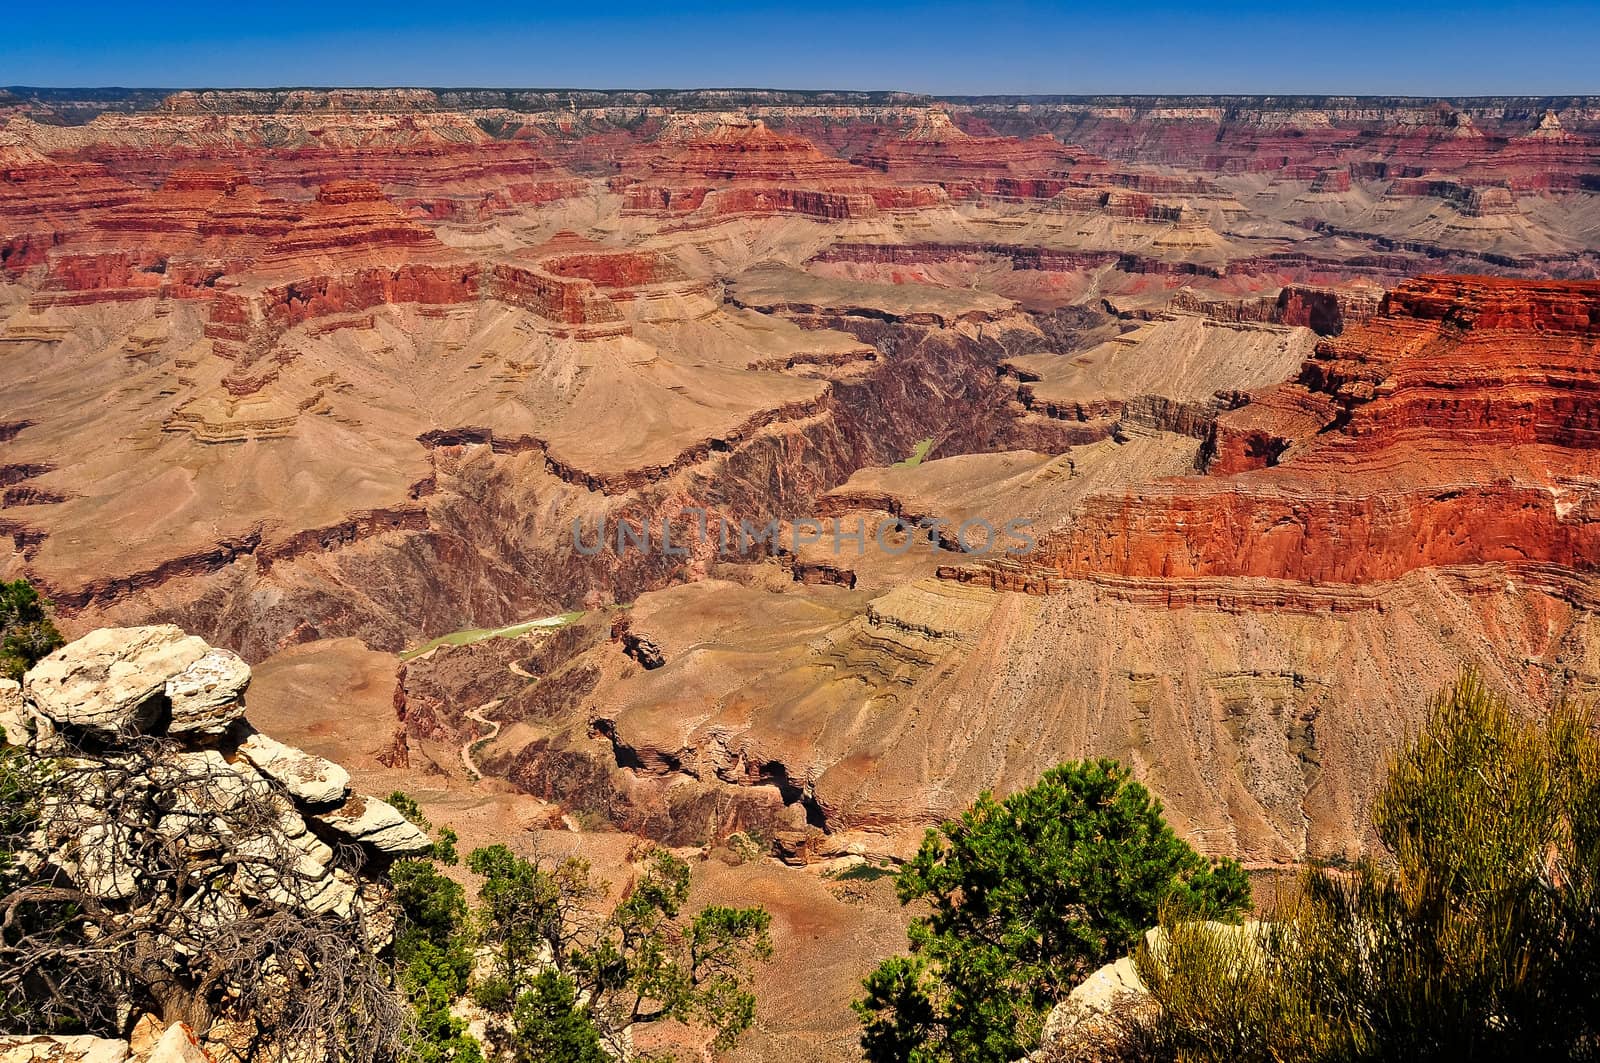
850 111 1085 200
485 257 627 335
250 142 587 220
958 277 1600 600
1163 284 1381 334
6 93 1600 657
962 100 1600 203
1309 168 1353 193
19 174 691 353
847 108 1223 205
32 171 456 305
0 147 141 272
812 242 1401 306
611 115 945 221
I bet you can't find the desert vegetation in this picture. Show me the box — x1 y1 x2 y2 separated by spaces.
390 799 774 1061
858 678 1600 1063
399 613 586 663
1113 673 1600 1063
0 623 772 1062
0 580 61 680
3 628 1599 1063
855 760 1250 1062
0 743 771 1062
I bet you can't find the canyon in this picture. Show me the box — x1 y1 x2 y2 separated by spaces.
5 87 1600 1058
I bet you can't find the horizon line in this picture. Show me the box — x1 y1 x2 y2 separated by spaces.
8 86 1600 101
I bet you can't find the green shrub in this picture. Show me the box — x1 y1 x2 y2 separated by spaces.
832 861 899 884
0 579 62 681
855 759 1250 1062
469 843 772 1057
1130 672 1600 1063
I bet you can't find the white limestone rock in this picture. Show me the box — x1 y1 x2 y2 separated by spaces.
0 678 25 745
0 1033 130 1062
25 707 64 755
1041 953 1146 1046
67 823 140 902
233 828 354 917
314 793 431 856
1033 921 1265 1060
165 648 250 735
238 732 350 806
161 749 271 810
144 1023 211 1063
24 626 209 736
7 621 408 1027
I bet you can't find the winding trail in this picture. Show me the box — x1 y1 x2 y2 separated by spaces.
460 698 504 779
459 659 540 779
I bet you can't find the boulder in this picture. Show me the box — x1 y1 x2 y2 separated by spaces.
25 709 64 756
1035 954 1146 1060
24 626 209 736
313 793 431 856
164 649 250 735
237 732 350 805
771 828 818 866
1033 921 1264 1061
127 1016 164 1057
1058 954 1145 1022
0 1034 129 1062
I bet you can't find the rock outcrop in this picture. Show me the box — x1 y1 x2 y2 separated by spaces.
0 1034 134 1062
6 622 423 961
236 731 351 806
0 678 25 741
611 114 945 221
16 625 428 899
164 649 252 734
22 625 221 736
0 625 429 1059
315 793 431 855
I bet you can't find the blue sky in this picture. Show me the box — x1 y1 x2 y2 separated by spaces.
5 1 1599 95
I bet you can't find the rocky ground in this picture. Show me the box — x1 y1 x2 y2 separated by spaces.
6 89 1600 1057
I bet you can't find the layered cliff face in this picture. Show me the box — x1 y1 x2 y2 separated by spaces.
5 93 1600 879
609 114 947 221
453 281 1600 867
956 276 1600 595
849 111 1085 201
35 171 465 320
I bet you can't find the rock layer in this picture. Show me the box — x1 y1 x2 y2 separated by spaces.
956 276 1600 602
